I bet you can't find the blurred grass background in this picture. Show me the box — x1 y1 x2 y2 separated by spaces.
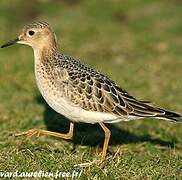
0 0 182 179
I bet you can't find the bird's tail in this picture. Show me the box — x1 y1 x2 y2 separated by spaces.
121 93 181 122
125 97 181 122
155 108 181 122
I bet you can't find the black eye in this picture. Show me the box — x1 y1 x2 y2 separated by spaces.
28 30 35 36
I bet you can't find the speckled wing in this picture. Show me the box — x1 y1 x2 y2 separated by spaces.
66 69 133 117
58 56 170 119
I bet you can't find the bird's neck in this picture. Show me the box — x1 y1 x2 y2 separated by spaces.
33 45 59 91
33 45 58 66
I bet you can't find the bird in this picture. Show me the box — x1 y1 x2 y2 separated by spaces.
1 21 181 168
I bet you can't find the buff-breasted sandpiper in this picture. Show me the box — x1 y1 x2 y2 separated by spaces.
1 21 181 168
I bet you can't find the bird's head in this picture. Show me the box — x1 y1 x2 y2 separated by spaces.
1 21 57 50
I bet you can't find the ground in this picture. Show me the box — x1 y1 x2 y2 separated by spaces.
0 0 182 179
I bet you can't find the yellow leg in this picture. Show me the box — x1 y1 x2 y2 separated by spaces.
15 122 74 140
99 122 111 168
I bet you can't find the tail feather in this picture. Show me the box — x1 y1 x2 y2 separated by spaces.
122 93 181 122
126 98 181 122
156 109 181 122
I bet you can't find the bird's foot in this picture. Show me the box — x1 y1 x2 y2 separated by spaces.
74 157 105 168
74 160 99 168
14 129 42 138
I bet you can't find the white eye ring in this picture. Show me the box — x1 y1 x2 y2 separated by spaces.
27 30 35 37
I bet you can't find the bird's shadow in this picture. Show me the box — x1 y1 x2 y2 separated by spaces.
36 95 175 149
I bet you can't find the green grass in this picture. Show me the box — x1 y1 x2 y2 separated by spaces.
0 0 182 179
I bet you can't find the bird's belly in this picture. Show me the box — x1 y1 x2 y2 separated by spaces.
35 77 120 124
41 91 120 124
35 66 129 124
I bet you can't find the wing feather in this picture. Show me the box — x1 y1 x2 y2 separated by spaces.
58 57 168 119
